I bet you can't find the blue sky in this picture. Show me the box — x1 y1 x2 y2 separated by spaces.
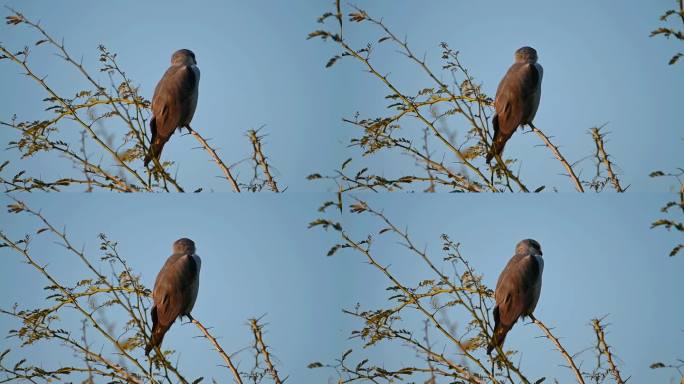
1 0 682 191
1 193 682 382
0 1 683 382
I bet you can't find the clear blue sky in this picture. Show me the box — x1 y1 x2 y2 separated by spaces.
1 193 682 382
1 0 682 191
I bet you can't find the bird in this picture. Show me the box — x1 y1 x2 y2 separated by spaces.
486 46 543 164
145 238 202 356
144 49 200 167
487 239 544 355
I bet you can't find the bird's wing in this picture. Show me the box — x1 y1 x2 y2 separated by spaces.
151 65 198 140
494 62 540 133
494 254 541 326
180 65 200 126
152 253 199 326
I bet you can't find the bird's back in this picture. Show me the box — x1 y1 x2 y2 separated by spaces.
151 64 199 135
494 253 542 322
152 253 199 325
495 62 541 124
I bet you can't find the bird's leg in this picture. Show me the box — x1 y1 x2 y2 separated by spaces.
186 313 195 321
528 313 537 322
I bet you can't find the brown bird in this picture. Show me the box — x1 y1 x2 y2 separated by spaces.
486 46 543 164
487 239 544 354
144 49 200 167
145 238 201 356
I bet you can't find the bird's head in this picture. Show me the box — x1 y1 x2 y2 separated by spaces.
516 238 542 256
173 238 196 255
515 46 538 63
171 49 197 66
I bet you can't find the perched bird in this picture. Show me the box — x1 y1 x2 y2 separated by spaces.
144 49 200 167
487 239 544 355
486 46 543 164
145 238 202 356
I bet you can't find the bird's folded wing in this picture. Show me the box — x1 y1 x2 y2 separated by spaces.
494 254 541 325
494 63 540 133
151 65 198 138
152 254 199 326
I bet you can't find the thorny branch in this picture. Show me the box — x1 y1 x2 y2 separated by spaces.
532 316 585 384
186 126 241 192
529 123 584 192
591 317 626 384
190 316 244 384
249 318 285 384
247 129 280 193
589 126 625 192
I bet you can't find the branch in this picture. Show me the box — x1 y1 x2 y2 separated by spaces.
0 44 150 190
249 318 284 384
591 318 626 384
532 316 586 384
650 0 684 65
1 199 195 383
247 129 280 192
190 315 244 384
530 123 585 192
0 229 156 382
187 126 241 192
590 127 625 192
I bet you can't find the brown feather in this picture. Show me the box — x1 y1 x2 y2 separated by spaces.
145 63 198 166
488 308 512 354
488 252 542 354
146 305 171 355
145 253 198 355
487 61 540 163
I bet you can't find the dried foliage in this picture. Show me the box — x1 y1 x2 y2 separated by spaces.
649 1 684 257
650 170 684 256
650 0 684 65
0 198 285 383
0 9 281 193
650 0 684 258
309 197 629 383
307 1 624 193
649 360 684 383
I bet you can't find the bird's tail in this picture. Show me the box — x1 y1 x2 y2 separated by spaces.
144 139 165 167
144 117 165 167
486 115 505 164
145 306 171 356
487 321 511 355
